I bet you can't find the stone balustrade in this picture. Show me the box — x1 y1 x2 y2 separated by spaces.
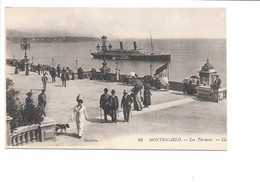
6 116 56 147
10 124 39 146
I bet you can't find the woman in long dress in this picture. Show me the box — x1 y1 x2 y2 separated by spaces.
131 76 143 111
71 95 88 139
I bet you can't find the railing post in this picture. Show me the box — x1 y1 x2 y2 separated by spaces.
12 136 16 146
26 131 31 144
31 130 36 142
21 133 26 145
6 116 13 146
16 134 21 146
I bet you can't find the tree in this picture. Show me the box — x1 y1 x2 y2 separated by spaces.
6 78 23 131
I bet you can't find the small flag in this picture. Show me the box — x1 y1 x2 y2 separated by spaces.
154 62 168 76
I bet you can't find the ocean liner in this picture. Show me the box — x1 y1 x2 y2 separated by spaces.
90 35 171 62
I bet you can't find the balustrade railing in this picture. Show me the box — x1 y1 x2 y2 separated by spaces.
10 124 39 146
7 116 56 147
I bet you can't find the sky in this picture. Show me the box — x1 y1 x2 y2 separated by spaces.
5 8 226 39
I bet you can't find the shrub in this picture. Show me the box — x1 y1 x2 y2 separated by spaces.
6 78 23 131
6 78 44 131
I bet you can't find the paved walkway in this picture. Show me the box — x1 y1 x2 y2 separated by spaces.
68 97 195 130
6 66 226 149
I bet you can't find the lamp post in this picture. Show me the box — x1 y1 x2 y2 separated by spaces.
20 38 30 74
115 60 120 81
76 60 78 70
150 64 153 76
101 35 107 65
99 35 111 81
20 38 30 59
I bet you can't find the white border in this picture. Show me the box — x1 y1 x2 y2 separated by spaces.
1 1 260 182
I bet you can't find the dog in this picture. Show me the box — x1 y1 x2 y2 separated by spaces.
55 124 70 133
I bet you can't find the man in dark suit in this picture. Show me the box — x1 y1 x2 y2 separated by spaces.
109 89 119 122
100 88 110 122
121 90 133 122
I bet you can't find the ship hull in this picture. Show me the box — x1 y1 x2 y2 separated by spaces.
91 53 171 62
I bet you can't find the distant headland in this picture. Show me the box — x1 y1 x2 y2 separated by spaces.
6 29 100 43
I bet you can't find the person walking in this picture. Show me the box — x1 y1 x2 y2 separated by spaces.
61 69 66 87
109 89 119 122
121 90 133 122
25 64 29 75
51 67 56 83
66 67 70 81
71 95 88 139
99 88 110 122
37 64 41 75
132 77 143 111
57 64 61 78
71 71 75 80
41 73 48 90
37 89 47 116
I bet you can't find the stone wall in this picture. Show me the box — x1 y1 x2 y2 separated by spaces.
169 81 184 92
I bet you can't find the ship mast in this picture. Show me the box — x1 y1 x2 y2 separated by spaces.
150 32 154 54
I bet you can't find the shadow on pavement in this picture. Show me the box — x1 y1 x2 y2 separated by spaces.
172 92 185 95
56 132 78 138
89 117 126 124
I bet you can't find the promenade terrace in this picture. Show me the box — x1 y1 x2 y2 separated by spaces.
6 66 226 149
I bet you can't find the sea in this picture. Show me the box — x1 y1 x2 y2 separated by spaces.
6 38 226 86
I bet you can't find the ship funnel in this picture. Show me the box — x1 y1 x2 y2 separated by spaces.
120 42 124 50
133 41 137 50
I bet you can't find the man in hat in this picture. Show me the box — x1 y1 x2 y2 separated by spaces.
50 67 56 83
25 91 34 108
24 91 35 124
109 89 119 122
99 88 110 122
41 73 48 90
121 90 133 122
37 89 47 116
